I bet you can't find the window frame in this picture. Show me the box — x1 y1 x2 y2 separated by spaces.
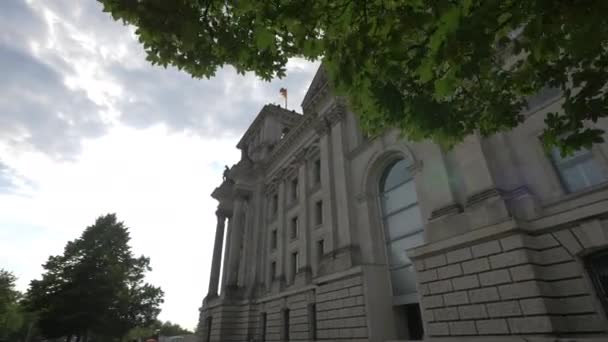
313 158 321 186
377 158 424 304
270 229 278 250
316 239 324 265
585 249 608 316
548 145 608 194
290 177 299 203
291 251 300 280
290 216 299 240
314 200 323 226
270 261 277 280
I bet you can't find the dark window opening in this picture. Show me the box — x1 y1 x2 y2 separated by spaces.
291 178 299 202
291 217 299 239
291 251 299 281
394 304 424 340
315 200 323 226
282 308 290 341
317 240 324 264
260 312 267 342
271 194 278 216
270 261 277 280
314 159 321 185
271 230 277 250
586 249 608 315
308 304 317 341
281 127 290 139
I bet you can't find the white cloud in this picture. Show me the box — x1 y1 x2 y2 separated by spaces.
0 0 318 331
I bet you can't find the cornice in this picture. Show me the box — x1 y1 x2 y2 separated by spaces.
301 65 330 112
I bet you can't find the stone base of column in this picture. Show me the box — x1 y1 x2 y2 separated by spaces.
220 285 245 300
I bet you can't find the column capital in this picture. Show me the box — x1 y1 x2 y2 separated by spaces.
215 208 230 220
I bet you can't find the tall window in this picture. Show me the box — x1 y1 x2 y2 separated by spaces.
290 217 299 239
317 239 324 264
313 159 321 185
271 230 277 250
550 147 607 193
308 304 317 341
379 158 425 339
291 177 299 202
270 261 277 280
586 250 608 315
380 159 424 298
271 194 278 217
314 200 323 226
291 251 299 281
282 308 290 341
260 312 267 342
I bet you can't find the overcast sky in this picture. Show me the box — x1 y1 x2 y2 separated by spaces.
0 0 318 330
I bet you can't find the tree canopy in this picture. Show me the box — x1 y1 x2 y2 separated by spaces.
98 0 608 154
25 214 164 341
0 269 24 340
125 319 193 341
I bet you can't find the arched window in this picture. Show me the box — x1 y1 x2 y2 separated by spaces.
379 159 424 301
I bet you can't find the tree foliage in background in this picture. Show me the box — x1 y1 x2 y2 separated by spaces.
0 269 24 340
158 320 193 336
98 0 608 154
25 214 164 341
126 319 193 340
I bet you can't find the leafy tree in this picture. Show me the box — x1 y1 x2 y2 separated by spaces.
98 0 608 154
0 269 24 340
125 320 192 340
158 321 192 336
25 214 164 341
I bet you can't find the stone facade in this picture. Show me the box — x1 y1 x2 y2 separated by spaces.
198 65 608 341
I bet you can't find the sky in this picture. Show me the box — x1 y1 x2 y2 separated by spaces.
0 0 319 330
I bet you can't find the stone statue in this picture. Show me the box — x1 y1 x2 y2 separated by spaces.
223 165 230 182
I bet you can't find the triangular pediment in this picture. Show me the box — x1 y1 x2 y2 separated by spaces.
236 104 302 149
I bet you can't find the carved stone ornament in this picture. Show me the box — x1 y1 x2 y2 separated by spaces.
313 117 331 136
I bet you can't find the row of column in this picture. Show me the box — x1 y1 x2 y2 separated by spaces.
207 196 247 298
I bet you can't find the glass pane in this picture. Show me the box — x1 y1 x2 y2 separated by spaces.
387 231 425 266
559 158 606 193
561 165 588 192
382 159 411 191
381 180 417 215
384 206 423 241
551 147 590 164
580 158 608 186
390 265 418 296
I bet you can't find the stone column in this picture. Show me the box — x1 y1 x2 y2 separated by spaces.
207 210 226 297
220 216 233 293
225 196 246 288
